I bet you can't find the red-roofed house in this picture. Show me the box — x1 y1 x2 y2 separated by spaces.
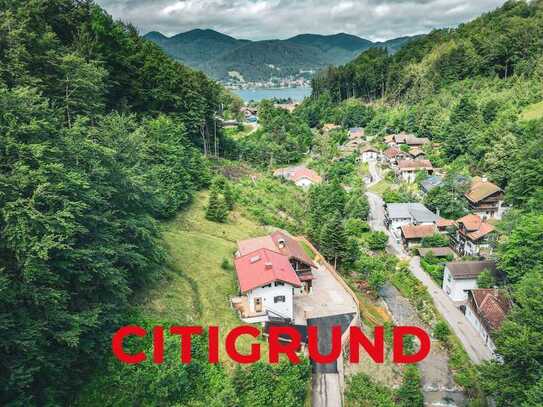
233 230 316 323
400 224 437 248
237 229 316 288
465 289 511 354
451 214 496 257
274 165 322 189
384 147 404 166
232 248 301 323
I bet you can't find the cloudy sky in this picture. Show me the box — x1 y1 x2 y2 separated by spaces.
95 0 505 41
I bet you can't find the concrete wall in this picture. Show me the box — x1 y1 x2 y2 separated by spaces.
247 283 294 319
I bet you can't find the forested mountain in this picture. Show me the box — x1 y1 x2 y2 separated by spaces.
0 0 237 404
300 1 543 405
144 29 418 81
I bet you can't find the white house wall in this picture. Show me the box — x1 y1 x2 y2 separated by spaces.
247 283 294 320
295 177 313 189
465 304 497 354
442 267 478 302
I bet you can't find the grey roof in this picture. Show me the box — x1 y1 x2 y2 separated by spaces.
386 203 439 223
421 175 443 193
446 260 497 280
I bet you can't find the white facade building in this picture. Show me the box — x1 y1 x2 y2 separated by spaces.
442 260 497 302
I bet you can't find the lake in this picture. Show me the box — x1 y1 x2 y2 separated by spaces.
234 87 312 102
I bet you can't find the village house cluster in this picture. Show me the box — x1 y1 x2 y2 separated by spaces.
378 131 509 355
312 124 511 356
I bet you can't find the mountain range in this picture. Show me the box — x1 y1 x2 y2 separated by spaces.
144 29 420 82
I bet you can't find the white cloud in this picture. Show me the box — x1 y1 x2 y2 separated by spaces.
95 0 506 41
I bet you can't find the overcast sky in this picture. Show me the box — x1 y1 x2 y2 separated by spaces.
95 0 505 42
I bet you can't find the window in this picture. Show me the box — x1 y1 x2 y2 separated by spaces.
275 282 284 286
274 296 286 303
263 284 272 288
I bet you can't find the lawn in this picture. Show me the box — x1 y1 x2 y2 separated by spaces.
141 191 270 362
520 100 543 121
368 179 394 195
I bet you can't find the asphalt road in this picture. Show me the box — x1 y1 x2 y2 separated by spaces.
365 159 492 364
409 256 492 364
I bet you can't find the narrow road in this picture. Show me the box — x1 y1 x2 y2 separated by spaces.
364 158 492 364
409 257 492 363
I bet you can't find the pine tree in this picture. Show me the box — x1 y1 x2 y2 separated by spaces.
206 187 228 223
319 212 347 268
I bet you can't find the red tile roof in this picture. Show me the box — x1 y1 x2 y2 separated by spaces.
234 248 302 293
274 166 322 184
238 230 316 268
401 224 436 239
398 159 433 171
470 289 511 332
456 214 495 241
290 167 322 184
384 147 401 159
436 218 455 228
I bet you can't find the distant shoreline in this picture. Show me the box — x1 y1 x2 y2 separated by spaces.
233 87 312 102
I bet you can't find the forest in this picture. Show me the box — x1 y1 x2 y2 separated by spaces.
0 0 312 405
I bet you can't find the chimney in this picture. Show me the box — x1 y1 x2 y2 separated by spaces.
482 176 488 183
436 208 440 217
264 262 273 269
277 238 286 249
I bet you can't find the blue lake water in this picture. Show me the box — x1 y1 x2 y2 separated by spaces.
234 87 312 102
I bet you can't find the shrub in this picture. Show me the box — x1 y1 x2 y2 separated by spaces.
433 320 451 342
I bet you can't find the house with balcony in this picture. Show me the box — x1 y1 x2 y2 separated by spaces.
237 230 315 294
450 214 496 257
232 248 301 323
464 177 505 219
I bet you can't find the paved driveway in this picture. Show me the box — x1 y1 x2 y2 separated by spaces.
409 256 492 364
294 264 358 324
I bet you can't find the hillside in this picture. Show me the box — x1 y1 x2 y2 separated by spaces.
300 1 543 405
144 29 418 81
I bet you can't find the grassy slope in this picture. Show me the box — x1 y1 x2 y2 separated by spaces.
520 100 543 121
141 190 269 361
